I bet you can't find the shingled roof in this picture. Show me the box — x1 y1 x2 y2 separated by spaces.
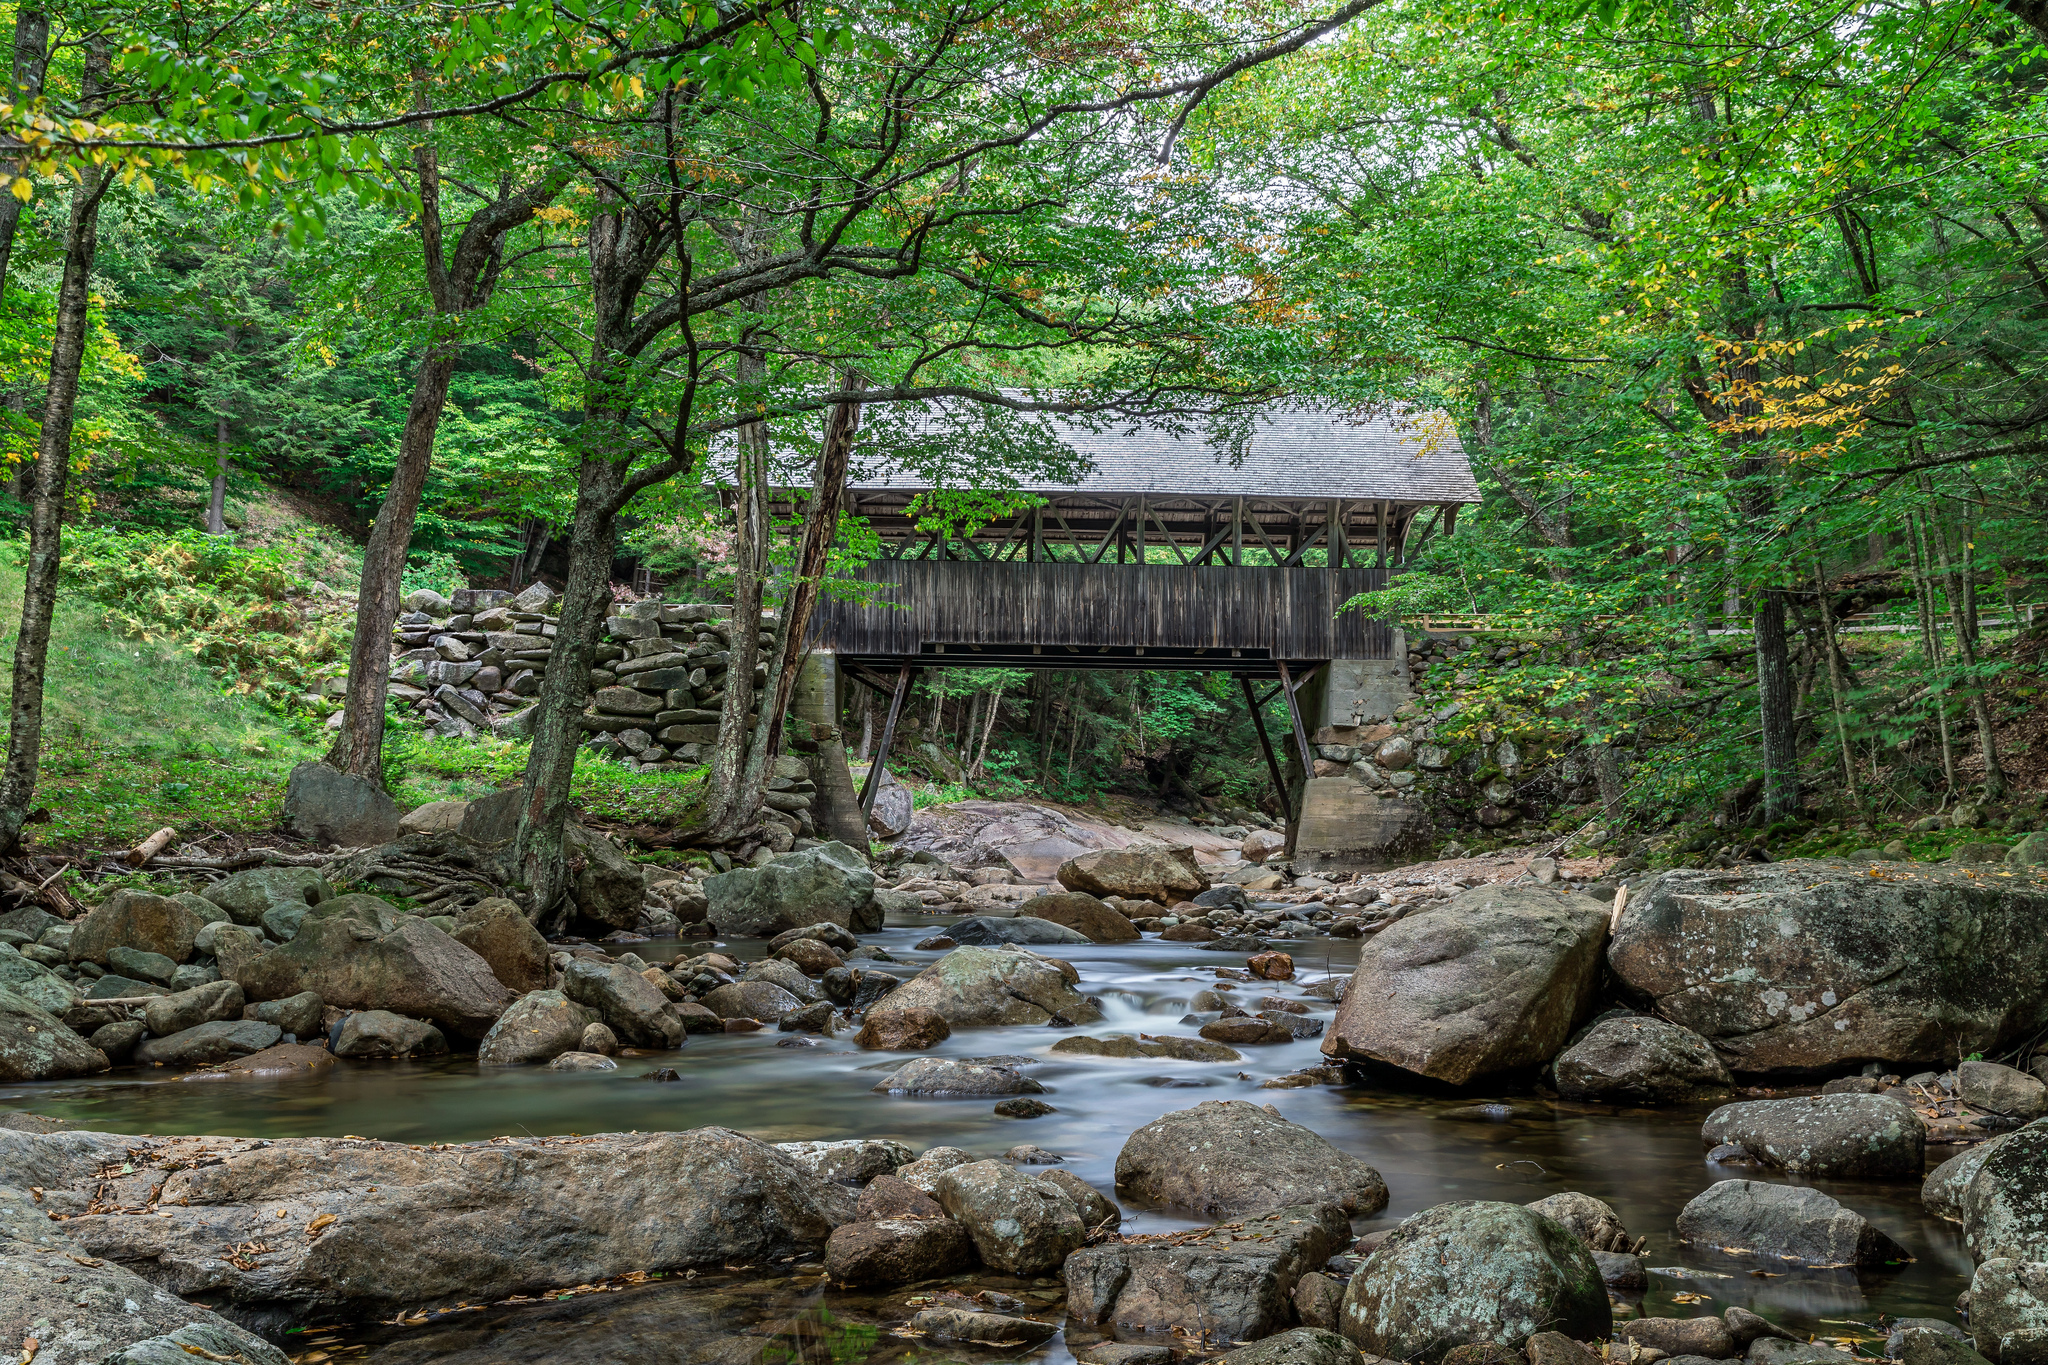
849 403 1479 504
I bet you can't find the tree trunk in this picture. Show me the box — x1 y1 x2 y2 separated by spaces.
1813 559 1863 814
0 8 50 292
701 348 770 834
0 166 111 853
1922 497 2007 798
1751 587 1800 822
511 449 622 914
326 353 458 778
206 412 229 535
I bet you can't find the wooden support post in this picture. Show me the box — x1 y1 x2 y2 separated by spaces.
1030 507 1042 563
1330 499 1346 569
1232 496 1244 566
1376 500 1388 569
1134 495 1146 564
1274 660 1318 778
1240 676 1293 825
858 663 915 820
1326 498 1341 611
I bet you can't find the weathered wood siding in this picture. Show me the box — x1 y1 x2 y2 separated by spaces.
809 561 1394 660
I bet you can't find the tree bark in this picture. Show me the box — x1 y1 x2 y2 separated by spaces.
0 163 112 852
0 8 50 292
206 412 229 535
700 344 770 835
1812 559 1862 813
325 139 563 782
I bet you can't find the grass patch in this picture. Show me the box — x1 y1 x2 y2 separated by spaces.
385 729 713 829
0 560 318 850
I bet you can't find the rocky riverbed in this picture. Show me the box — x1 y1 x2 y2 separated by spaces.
2 822 2045 1365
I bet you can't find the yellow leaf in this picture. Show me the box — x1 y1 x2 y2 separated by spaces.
8 178 30 202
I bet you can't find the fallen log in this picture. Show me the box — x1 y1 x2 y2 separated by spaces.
125 826 179 866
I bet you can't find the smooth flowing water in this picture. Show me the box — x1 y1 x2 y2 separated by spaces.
0 917 1975 1365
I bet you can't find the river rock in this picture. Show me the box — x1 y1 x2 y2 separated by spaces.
1961 1062 2048 1120
303 892 410 934
206 925 268 982
1526 1192 1636 1252
0 985 107 1080
141 980 245 1037
1888 1321 1970 1358
1115 1099 1389 1217
1967 1259 2048 1364
1215 1327 1364 1365
1962 1120 2048 1262
478 991 593 1064
178 1043 336 1081
1039 1167 1121 1233
1057 846 1207 903
1051 1032 1241 1062
566 825 646 929
68 890 207 966
1337 1200 1611 1363
857 1173 944 1219
90 1019 146 1062
894 1146 976 1195
133 1019 282 1067
703 841 878 937
1619 1318 1738 1359
1 1126 857 1319
910 1307 1058 1346
1553 1014 1732 1104
774 1139 914 1185
775 938 844 974
946 915 1092 946
561 959 684 1048
333 1010 448 1058
1700 1093 1924 1177
936 1158 1083 1273
1322 886 1611 1084
1018 891 1140 943
1608 862 2048 1075
243 990 323 1040
701 980 803 1022
548 1051 616 1071
1067 1202 1352 1342
234 915 512 1039
853 1005 950 1049
1898 1330 1994 1365
0 942 76 1013
864 946 1101 1028
825 1217 976 1285
450 898 550 994
744 957 824 1004
872 1057 1044 1097
1675 1180 1907 1264
201 866 332 927
0 1184 289 1365
281 760 402 846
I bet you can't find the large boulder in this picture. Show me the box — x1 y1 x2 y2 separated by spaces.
863 946 1101 1028
0 984 107 1080
1928 1134 2016 1223
774 1139 915 1186
0 1125 857 1319
1114 1100 1389 1218
1020 891 1140 943
201 867 332 927
134 1020 282 1068
478 990 593 1065
1675 1180 1908 1265
1961 1062 2048 1121
1057 846 1207 904
281 760 402 847
1525 1192 1637 1253
935 1159 1084 1274
704 841 878 938
0 941 76 1013
700 979 803 1022
1962 1120 2048 1263
560 959 683 1049
1321 886 1611 1084
233 915 512 1040
1968 1259 2048 1364
0 1184 288 1365
1700 1094 1924 1178
333 1011 447 1058
141 980 245 1037
68 890 207 966
449 898 550 994
1067 1202 1353 1344
1553 1013 1732 1104
1608 862 2048 1075
1337 1201 1611 1363
1213 1328 1364 1365
567 825 646 929
825 1217 976 1286
946 915 1092 946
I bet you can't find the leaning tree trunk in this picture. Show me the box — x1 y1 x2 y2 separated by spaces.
510 447 624 915
327 352 457 779
0 166 112 853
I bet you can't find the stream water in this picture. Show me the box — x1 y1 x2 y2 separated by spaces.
0 916 1975 1365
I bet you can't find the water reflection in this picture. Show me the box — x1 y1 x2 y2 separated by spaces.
0 918 1978 1361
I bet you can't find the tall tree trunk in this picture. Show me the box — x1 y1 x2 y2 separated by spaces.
206 412 230 535
0 164 111 853
1813 559 1862 814
1906 511 1956 793
701 344 770 834
0 8 50 292
1921 491 2007 798
326 353 458 778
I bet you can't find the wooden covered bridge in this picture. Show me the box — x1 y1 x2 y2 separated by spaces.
794 403 1482 827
